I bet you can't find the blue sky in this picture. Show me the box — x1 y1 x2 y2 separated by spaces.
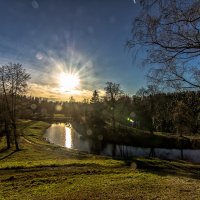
0 0 147 100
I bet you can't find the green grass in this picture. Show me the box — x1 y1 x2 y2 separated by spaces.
53 114 65 118
0 120 200 200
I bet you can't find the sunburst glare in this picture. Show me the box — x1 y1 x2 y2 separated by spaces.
30 45 99 100
59 72 80 91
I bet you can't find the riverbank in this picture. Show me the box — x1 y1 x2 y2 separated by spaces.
73 121 200 149
0 120 200 200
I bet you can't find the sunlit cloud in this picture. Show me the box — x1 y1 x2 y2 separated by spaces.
28 83 95 101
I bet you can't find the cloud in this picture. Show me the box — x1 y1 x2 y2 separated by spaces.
28 82 95 101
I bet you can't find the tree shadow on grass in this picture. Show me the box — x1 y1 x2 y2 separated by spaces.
0 146 9 153
0 149 17 161
129 157 200 180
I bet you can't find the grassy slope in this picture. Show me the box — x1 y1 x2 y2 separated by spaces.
0 121 200 200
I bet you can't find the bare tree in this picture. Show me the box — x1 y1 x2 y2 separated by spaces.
104 82 123 157
0 63 30 150
127 0 200 90
0 93 11 149
104 82 123 133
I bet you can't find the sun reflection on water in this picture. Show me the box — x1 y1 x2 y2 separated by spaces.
65 126 72 148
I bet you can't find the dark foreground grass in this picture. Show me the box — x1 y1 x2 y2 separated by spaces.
0 120 200 200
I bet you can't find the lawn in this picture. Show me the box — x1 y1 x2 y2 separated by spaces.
0 120 200 200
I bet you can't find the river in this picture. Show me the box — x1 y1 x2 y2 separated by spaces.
44 123 200 163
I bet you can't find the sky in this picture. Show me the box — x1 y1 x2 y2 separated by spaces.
0 0 147 101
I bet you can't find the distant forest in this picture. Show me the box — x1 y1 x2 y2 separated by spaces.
2 87 199 135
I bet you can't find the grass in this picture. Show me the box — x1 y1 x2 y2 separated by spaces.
0 120 200 200
53 114 65 118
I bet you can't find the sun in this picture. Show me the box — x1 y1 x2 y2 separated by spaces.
59 73 80 91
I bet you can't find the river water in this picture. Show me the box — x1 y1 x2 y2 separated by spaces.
44 123 200 163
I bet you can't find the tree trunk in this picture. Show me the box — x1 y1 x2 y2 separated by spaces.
149 147 155 157
112 143 116 157
112 109 115 133
13 123 19 151
180 148 184 160
4 120 10 149
180 138 184 160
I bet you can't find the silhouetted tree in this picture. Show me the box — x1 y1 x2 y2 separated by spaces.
104 82 123 156
90 90 100 104
69 96 75 103
173 101 191 137
0 63 30 150
135 85 159 134
104 82 123 132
